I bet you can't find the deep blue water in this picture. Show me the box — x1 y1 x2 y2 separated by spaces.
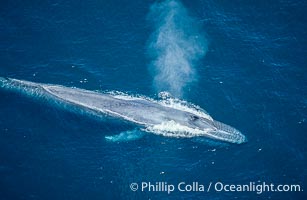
0 0 306 199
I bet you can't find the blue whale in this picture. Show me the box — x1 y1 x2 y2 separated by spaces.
0 77 247 144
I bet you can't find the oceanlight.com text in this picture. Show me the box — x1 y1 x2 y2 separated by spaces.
129 181 303 194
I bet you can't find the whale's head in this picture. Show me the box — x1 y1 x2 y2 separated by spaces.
187 114 247 144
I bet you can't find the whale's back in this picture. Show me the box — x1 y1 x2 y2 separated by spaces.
44 85 175 126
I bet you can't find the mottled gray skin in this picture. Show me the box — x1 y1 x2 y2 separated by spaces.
0 77 247 144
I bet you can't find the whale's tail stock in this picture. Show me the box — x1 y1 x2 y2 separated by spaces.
0 77 43 96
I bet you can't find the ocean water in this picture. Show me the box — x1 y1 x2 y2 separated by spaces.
0 0 306 199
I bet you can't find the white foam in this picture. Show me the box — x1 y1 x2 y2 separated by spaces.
145 120 211 138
